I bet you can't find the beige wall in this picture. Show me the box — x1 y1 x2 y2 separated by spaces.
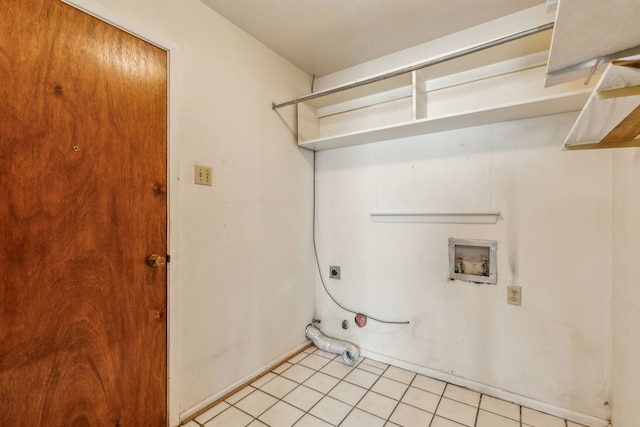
611 149 640 426
314 114 613 424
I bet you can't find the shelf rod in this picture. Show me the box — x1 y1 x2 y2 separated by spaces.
272 22 554 110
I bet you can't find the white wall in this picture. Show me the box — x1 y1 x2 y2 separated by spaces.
611 149 640 426
77 0 315 423
314 114 612 422
312 6 612 424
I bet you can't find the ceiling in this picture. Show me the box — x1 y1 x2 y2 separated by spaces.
200 0 544 77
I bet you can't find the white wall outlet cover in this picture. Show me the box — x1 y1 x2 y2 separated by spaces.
508 285 522 306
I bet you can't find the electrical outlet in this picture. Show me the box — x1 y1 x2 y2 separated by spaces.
194 165 212 186
507 286 522 306
329 266 341 279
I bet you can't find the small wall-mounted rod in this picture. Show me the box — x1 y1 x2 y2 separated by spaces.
272 22 554 110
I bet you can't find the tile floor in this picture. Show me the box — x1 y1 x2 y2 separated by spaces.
184 345 589 427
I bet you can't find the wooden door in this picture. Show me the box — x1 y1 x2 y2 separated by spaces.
0 0 168 425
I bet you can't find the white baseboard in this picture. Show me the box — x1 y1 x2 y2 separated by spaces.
360 348 610 427
179 341 311 423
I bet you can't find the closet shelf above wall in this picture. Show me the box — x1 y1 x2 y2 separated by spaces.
273 23 596 152
545 0 640 150
562 59 640 150
544 0 640 88
298 90 591 151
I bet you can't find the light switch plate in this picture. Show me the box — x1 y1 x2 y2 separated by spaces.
195 165 212 186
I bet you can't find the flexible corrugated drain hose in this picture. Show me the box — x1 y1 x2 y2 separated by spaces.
305 324 360 365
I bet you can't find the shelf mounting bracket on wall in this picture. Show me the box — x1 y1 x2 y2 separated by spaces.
370 212 501 224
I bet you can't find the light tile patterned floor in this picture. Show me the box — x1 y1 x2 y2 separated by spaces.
184 345 589 427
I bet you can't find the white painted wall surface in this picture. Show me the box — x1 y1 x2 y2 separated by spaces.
611 150 640 426
314 112 612 421
76 0 315 423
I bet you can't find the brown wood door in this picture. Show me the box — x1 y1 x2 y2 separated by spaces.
0 0 168 425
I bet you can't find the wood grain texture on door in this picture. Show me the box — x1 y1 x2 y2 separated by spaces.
0 0 168 425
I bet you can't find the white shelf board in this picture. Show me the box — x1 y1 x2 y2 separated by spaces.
545 0 640 86
298 89 592 151
563 60 640 149
371 212 502 224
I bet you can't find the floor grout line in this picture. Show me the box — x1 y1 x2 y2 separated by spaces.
474 394 483 427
